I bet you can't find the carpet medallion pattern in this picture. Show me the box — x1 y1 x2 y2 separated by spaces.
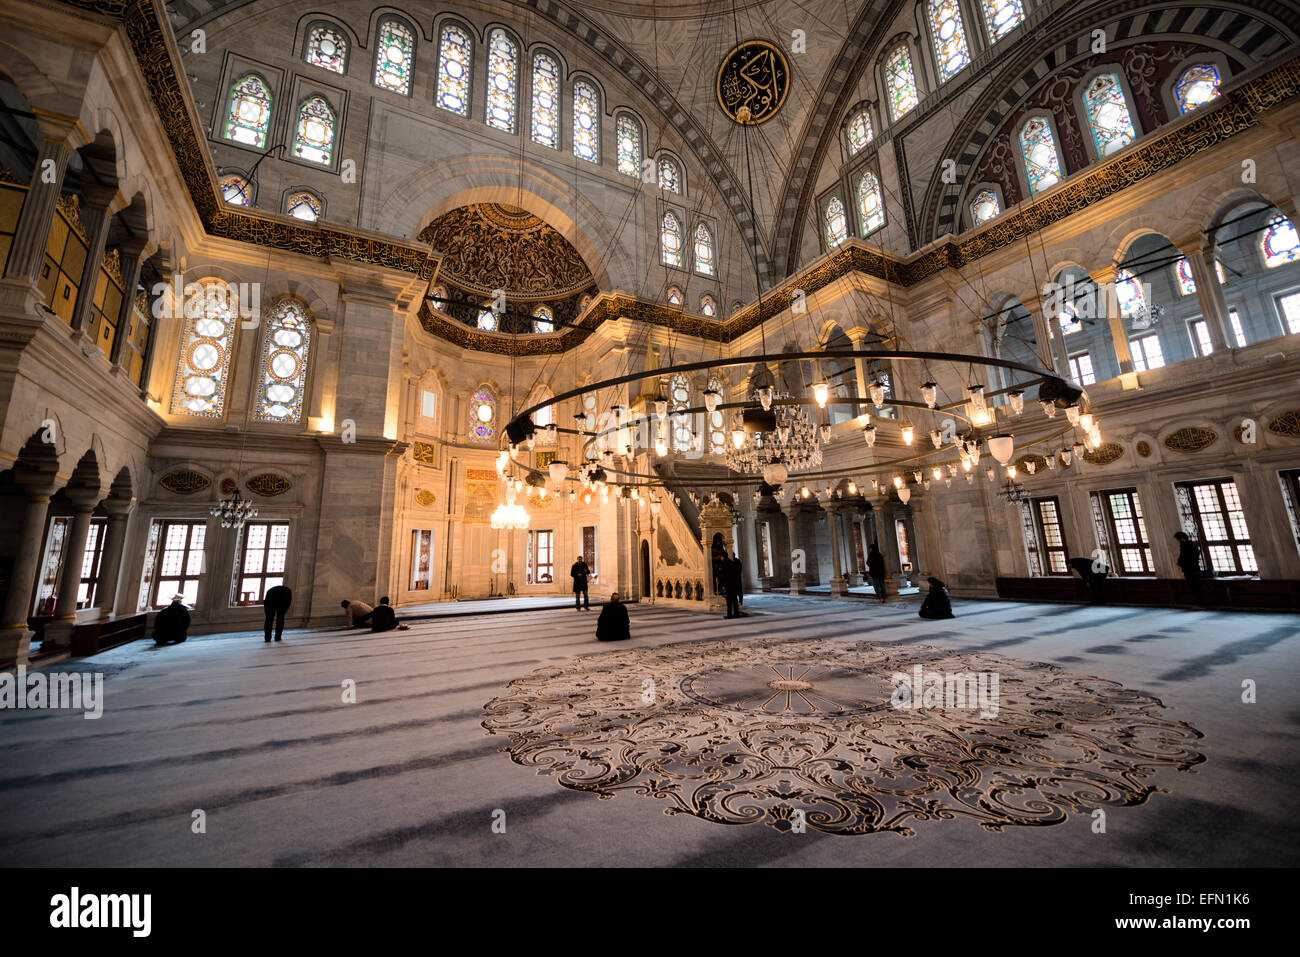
482 639 1206 836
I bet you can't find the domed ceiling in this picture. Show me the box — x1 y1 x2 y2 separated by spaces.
418 203 595 299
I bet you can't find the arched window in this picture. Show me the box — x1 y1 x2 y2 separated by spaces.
666 285 683 306
669 373 692 452
927 0 971 82
661 212 683 267
573 80 600 163
254 297 313 423
285 190 322 221
531 52 559 148
707 376 726 454
292 96 335 165
658 158 681 193
373 19 415 95
224 73 272 148
1175 257 1196 295
477 306 498 331
616 114 642 177
825 196 848 246
470 386 495 443
1083 73 1137 157
219 174 252 206
533 304 553 333
170 283 237 418
304 24 347 74
580 294 593 311
970 188 1000 225
700 294 716 316
846 109 873 154
436 23 471 115
485 29 519 133
980 0 1024 43
1174 64 1222 114
858 172 884 235
431 284 448 308
693 223 715 276
1115 268 1145 318
1019 115 1062 194
1262 216 1300 268
884 47 920 120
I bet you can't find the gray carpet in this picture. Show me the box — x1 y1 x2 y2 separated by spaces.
2 595 1297 866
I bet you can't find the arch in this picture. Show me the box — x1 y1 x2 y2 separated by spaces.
1164 54 1230 118
169 279 240 419
692 221 715 276
845 104 875 155
222 72 273 148
824 195 848 248
880 38 922 122
978 0 1026 44
923 0 974 84
856 169 885 236
1016 109 1065 197
656 152 684 194
967 183 1003 228
283 188 324 222
660 210 684 268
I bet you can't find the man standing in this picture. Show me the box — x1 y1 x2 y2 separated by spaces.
866 543 888 605
723 553 742 619
263 584 292 643
1174 531 1207 607
570 555 591 610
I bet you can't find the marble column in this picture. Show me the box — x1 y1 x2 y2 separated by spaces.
68 183 121 340
0 477 59 666
1091 266 1134 376
843 512 863 586
784 502 806 593
1176 234 1232 353
825 504 847 596
1 136 76 286
94 495 135 617
109 235 149 369
44 494 99 647
1025 295 1069 377
846 328 872 403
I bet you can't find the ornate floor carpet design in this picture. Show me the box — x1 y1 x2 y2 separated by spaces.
483 637 1207 836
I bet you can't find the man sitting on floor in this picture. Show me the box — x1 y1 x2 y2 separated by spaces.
596 592 630 642
369 597 410 633
340 598 374 628
153 595 191 646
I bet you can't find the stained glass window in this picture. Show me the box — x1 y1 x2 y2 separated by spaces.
531 53 559 148
219 174 251 206
693 223 715 275
927 0 971 82
669 373 692 451
970 188 1000 225
436 23 471 115
1174 64 1222 114
373 19 414 95
661 212 683 267
666 285 683 306
170 283 236 418
1059 301 1081 334
884 47 920 120
1083 73 1137 157
305 24 347 74
485 29 518 133
858 172 884 235
1115 268 1145 318
1262 216 1300 267
285 190 321 221
826 196 847 246
580 294 593 311
224 73 271 147
477 307 498 331
431 285 448 309
533 305 553 333
658 158 681 193
573 80 600 163
254 297 313 423
616 114 641 176
707 376 726 454
470 387 495 443
1019 115 1062 194
292 96 335 165
1176 257 1196 295
846 110 873 154
700 294 716 316
980 0 1024 42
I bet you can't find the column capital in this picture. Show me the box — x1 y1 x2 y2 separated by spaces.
102 494 136 518
31 108 91 152
1090 265 1119 286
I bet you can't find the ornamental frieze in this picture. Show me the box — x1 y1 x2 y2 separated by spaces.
1163 427 1218 453
1267 410 1300 438
1082 442 1124 466
158 469 210 495
246 473 292 496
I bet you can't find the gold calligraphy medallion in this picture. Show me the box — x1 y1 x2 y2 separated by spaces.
716 40 790 125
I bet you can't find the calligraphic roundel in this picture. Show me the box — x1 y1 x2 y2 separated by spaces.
716 40 790 125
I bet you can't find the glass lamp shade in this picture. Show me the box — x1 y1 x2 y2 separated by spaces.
703 389 722 413
863 425 877 447
921 382 937 408
901 425 915 446
869 381 885 406
655 436 668 457
847 481 857 495
820 424 832 443
731 428 745 449
1065 405 1081 425
650 499 662 516
762 462 789 486
1007 465 1018 479
800 485 811 499
932 466 943 481
1009 391 1025 414
811 382 829 408
757 387 774 411
654 399 668 419
548 460 569 485
986 467 996 482
898 486 911 504
929 429 943 449
1040 399 1057 418
968 384 986 410
912 470 923 484
1078 412 1094 432
987 433 1015 465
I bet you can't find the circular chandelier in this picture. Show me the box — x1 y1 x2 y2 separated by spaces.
490 482 530 530
724 389 823 481
210 488 257 529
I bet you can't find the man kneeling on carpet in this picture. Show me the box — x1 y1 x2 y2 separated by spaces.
918 577 955 620
340 598 374 628
596 592 630 642
153 594 191 645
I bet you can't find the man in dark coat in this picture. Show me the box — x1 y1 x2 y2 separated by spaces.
866 543 888 604
263 584 292 643
1068 556 1109 604
596 592 631 641
918 577 955 619
723 554 743 618
153 595 191 645
370 596 400 633
1174 532 1207 607
570 556 591 610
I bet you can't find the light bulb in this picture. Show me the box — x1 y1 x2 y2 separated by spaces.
655 436 667 457
1007 465 1018 479
732 428 745 449
811 381 829 408
801 485 810 499
848 481 857 495
901 425 915 446
1009 391 1025 415
1078 412 1094 432
932 466 943 481
961 458 972 473
892 475 903 489
921 381 937 408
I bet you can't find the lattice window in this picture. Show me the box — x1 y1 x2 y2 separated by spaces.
700 294 716 316
658 158 681 193
485 29 519 133
1130 334 1164 372
661 212 683 267
224 73 272 148
884 47 919 120
152 520 206 608
927 0 971 83
171 283 237 418
846 109 873 154
531 53 559 148
533 304 554 334
1068 353 1094 385
1019 500 1043 577
1189 319 1213 357
707 376 726 455
373 19 415 95
693 223 715 276
285 190 321 221
666 285 683 306
669 372 692 452
1176 257 1196 295
970 188 1000 226
1278 292 1300 335
858 171 884 235
476 307 497 331
470 386 495 443
573 80 600 163
235 521 290 604
616 114 641 176
825 196 847 247
1019 115 1062 194
980 0 1024 42
1033 497 1069 574
292 96 335 165
1100 488 1154 576
436 23 471 115
1177 478 1257 575
305 24 347 74
219 174 252 206
1083 72 1137 157
254 297 313 423
1174 63 1222 114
